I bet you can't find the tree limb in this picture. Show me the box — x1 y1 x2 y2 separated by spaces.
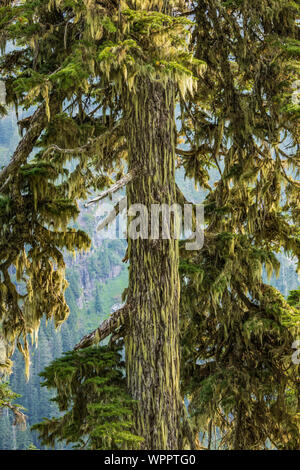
235 284 260 312
0 102 56 190
74 303 131 350
176 183 193 205
43 121 122 159
84 169 137 207
2 402 27 429
97 196 127 232
175 147 197 157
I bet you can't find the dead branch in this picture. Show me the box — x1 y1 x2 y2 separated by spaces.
74 303 131 350
97 196 127 231
84 169 137 207
0 104 47 189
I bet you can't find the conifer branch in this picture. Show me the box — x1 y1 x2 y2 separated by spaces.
235 284 260 312
0 99 61 191
176 184 192 205
84 170 137 207
175 147 197 157
2 402 27 429
0 105 47 189
97 196 127 232
280 162 300 189
42 122 122 159
175 9 197 18
74 303 131 350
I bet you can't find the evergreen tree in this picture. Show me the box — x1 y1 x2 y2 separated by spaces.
178 0 300 449
0 382 26 430
32 346 143 450
0 0 299 450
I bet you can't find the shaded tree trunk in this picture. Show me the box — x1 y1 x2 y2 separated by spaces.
233 402 244 450
124 77 181 449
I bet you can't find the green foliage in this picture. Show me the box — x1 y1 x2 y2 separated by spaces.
176 1 300 449
0 382 20 409
27 443 38 450
32 346 143 450
0 0 300 451
180 245 300 449
288 288 300 308
0 382 26 429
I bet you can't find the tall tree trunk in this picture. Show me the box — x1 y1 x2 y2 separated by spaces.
124 77 181 450
233 402 244 450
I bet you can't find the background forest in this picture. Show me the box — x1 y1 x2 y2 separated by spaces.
0 110 130 449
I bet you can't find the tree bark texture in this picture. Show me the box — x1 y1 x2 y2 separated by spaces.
124 77 181 450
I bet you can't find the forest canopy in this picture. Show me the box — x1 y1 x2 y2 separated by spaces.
0 0 299 450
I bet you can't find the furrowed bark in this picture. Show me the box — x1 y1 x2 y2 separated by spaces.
124 78 181 450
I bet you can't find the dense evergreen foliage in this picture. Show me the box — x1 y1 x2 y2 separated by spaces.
0 113 128 448
177 0 300 449
32 346 142 450
0 0 299 450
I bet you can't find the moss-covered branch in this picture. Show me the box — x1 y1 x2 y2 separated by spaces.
0 101 59 190
74 303 132 350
